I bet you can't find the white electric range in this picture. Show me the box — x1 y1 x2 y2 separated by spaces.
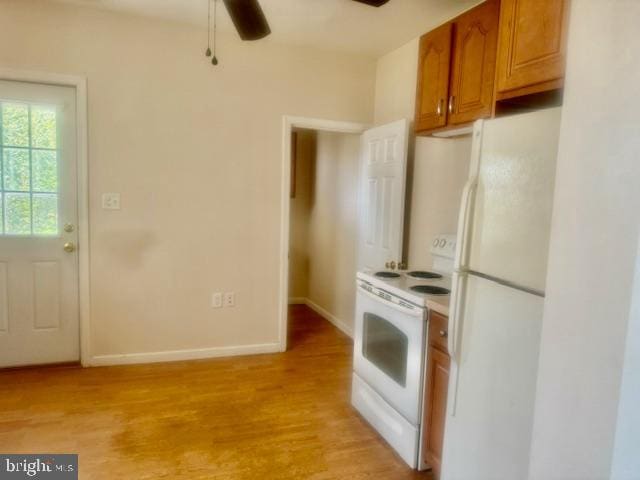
351 234 456 469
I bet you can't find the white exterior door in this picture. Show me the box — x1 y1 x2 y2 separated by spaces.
358 119 409 271
0 80 79 367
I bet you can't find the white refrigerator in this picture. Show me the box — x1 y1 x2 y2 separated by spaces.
441 108 561 480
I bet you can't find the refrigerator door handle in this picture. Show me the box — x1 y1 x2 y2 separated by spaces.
447 271 467 416
447 272 463 358
454 177 478 271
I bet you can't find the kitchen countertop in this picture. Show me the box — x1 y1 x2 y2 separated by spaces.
425 295 449 317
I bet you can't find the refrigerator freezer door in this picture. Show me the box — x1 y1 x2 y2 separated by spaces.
441 274 544 480
466 107 561 292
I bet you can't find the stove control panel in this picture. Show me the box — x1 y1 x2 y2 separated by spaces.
430 234 457 260
357 280 421 313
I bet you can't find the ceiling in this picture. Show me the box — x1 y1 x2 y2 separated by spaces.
51 0 480 57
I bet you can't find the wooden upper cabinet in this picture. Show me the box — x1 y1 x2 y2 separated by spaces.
414 23 453 132
495 0 570 99
448 0 500 125
415 1 500 134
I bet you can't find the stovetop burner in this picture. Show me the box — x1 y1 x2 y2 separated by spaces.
409 285 450 296
406 271 443 280
374 271 401 279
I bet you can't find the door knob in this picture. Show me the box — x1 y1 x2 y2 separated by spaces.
63 242 76 253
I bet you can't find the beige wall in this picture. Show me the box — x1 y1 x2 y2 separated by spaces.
0 0 375 359
528 1 640 478
374 39 471 269
288 130 315 300
307 132 360 334
288 130 359 334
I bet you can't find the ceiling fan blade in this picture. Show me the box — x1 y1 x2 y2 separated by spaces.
222 0 271 41
352 0 391 6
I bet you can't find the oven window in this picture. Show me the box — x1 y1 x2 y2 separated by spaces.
362 313 408 387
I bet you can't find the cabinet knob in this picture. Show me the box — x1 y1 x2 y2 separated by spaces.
439 330 448 338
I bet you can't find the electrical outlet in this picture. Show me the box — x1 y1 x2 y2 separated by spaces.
223 292 235 308
211 292 223 308
102 193 121 210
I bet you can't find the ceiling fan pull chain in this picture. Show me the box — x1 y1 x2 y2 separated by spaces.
212 0 219 65
205 0 212 57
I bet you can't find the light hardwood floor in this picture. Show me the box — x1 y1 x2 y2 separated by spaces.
0 305 433 479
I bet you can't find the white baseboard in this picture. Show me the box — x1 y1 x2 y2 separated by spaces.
299 298 354 338
288 297 307 305
90 342 281 367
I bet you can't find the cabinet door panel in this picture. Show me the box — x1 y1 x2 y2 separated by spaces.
496 0 569 96
448 0 500 125
422 345 450 478
414 23 452 132
428 311 449 353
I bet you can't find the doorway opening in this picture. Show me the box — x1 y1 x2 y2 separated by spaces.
279 117 367 351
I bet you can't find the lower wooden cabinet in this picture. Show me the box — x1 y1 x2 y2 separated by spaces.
422 311 451 478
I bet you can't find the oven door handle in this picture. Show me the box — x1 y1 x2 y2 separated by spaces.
358 286 423 317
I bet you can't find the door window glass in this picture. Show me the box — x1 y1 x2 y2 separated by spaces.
1 102 59 236
363 313 408 387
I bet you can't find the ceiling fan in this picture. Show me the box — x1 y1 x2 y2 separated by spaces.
205 0 391 65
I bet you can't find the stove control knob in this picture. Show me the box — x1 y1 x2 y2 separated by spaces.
433 239 439 247
439 239 447 247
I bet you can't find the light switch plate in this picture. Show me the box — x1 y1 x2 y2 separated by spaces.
211 292 223 309
102 193 121 210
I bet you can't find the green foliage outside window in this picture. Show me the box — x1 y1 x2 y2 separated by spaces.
1 102 59 235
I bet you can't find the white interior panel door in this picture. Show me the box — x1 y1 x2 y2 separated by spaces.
0 80 79 367
358 119 409 271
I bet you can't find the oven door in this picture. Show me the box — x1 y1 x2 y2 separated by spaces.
353 284 426 425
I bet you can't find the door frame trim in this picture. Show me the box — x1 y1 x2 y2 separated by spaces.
0 68 91 366
279 116 368 351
